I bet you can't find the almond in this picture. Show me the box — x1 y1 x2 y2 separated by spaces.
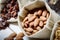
26 28 33 32
46 13 50 19
33 30 38 33
24 21 29 28
23 17 28 23
39 21 44 27
16 32 24 37
16 32 24 40
27 14 33 19
29 22 34 27
28 15 37 22
34 18 40 27
26 32 31 35
24 23 28 28
42 10 47 17
40 16 47 21
5 32 17 40
36 26 41 31
44 21 46 25
38 10 42 16
34 12 38 16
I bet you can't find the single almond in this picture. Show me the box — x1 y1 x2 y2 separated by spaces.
26 27 33 32
46 13 50 19
39 21 44 27
24 21 29 28
34 12 38 16
33 30 38 33
28 15 37 22
26 32 31 35
36 26 41 31
24 23 28 28
38 10 42 16
23 17 28 23
16 32 24 37
42 10 47 17
5 32 17 39
27 14 33 19
34 18 40 27
40 16 47 21
16 32 24 40
29 22 34 27
44 21 46 25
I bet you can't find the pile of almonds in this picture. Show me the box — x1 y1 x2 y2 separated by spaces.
22 8 50 35
0 0 19 30
0 18 9 30
54 27 60 40
4 32 24 40
1 0 19 20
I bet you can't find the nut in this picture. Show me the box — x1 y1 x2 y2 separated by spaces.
46 13 50 19
36 26 41 31
4 32 16 40
42 10 47 17
29 22 34 27
26 32 31 35
26 27 33 32
39 21 44 27
38 10 42 16
16 32 24 40
34 12 38 16
44 21 46 25
23 17 28 23
28 15 37 22
4 37 13 40
34 18 40 27
8 32 17 38
27 14 33 19
40 16 47 21
33 30 38 33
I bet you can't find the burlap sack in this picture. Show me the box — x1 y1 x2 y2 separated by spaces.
50 20 60 40
18 0 60 39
